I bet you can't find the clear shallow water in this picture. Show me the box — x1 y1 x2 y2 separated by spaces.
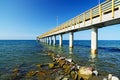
0 40 52 75
42 40 120 78
0 40 120 78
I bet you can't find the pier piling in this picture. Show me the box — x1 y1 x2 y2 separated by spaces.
59 34 63 46
53 35 56 45
91 27 98 54
69 32 74 48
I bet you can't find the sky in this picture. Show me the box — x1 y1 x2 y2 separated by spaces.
0 0 120 40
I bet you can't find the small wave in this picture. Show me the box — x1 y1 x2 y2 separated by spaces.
99 47 120 52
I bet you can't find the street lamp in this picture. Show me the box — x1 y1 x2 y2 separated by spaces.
98 0 100 4
56 16 58 26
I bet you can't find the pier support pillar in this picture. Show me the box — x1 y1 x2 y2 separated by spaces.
42 38 44 42
45 38 46 43
49 37 52 45
43 38 45 43
47 37 49 44
41 38 43 42
91 27 98 54
44 38 45 43
53 35 56 45
39 39 41 42
69 32 74 48
45 38 47 43
59 34 63 46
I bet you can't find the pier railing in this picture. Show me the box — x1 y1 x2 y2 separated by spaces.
38 0 120 38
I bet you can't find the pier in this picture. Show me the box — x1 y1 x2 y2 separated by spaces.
38 0 120 54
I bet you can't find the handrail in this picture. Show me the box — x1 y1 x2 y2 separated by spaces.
39 0 120 38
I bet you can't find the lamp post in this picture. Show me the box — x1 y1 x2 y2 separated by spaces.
56 16 58 26
98 0 100 4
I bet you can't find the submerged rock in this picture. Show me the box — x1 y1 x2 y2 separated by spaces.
12 68 19 73
11 68 21 80
49 63 54 68
55 75 64 80
62 77 69 80
36 64 41 68
36 70 51 80
66 58 73 63
59 59 66 67
0 73 12 80
2 50 118 80
25 70 36 79
78 67 93 80
93 70 99 76
108 74 119 80
70 71 78 80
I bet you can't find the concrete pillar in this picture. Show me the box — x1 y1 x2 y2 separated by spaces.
69 32 74 48
53 35 56 45
49 37 52 45
91 27 98 54
42 38 43 42
59 34 62 46
47 37 49 44
42 39 43 42
45 38 47 43
44 38 45 43
46 37 48 44
69 48 73 54
41 38 42 42
43 38 45 43
43 38 45 42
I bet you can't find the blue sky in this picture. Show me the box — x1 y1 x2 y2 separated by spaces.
0 0 120 40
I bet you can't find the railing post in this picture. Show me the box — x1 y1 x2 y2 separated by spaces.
70 20 72 29
69 32 74 48
59 34 63 46
91 27 98 54
99 4 102 21
84 13 86 26
74 18 76 28
112 0 114 18
78 16 80 27
90 9 93 24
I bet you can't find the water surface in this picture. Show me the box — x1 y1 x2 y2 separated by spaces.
0 40 120 79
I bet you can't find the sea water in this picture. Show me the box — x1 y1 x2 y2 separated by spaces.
0 40 120 79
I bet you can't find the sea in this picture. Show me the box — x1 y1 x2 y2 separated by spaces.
0 40 120 79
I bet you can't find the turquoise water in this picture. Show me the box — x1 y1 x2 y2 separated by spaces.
0 40 120 79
